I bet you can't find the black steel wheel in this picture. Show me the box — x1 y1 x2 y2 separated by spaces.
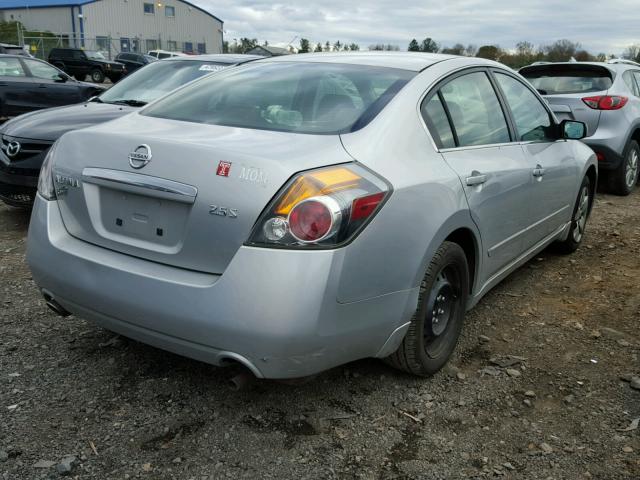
386 241 469 376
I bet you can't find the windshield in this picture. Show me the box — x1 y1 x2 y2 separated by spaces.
142 62 415 134
99 60 230 104
85 50 106 61
521 65 613 94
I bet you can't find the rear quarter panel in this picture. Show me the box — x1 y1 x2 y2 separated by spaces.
338 58 484 305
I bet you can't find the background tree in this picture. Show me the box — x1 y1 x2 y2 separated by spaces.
408 39 420 52
324 41 331 52
298 38 310 53
369 44 384 51
624 45 640 62
574 49 594 61
543 39 580 62
314 43 323 52
333 40 342 51
476 45 502 61
420 37 439 53
440 43 465 55
464 44 477 57
349 43 360 51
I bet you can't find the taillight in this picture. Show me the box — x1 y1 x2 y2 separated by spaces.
247 163 390 248
582 95 628 110
596 152 605 161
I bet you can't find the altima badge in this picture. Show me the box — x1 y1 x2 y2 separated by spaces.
129 144 152 169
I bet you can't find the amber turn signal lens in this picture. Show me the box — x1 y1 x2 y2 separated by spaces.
274 166 361 215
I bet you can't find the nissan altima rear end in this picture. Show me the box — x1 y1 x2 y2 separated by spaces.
27 53 596 379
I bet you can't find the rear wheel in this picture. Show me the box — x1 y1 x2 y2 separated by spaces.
90 69 105 83
386 241 469 376
608 140 639 196
556 175 592 254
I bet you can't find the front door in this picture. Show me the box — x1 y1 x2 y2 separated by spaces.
492 70 579 246
421 70 533 284
23 59 81 109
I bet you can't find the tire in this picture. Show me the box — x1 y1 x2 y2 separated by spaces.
386 241 469 376
555 176 592 254
90 69 105 83
608 140 639 196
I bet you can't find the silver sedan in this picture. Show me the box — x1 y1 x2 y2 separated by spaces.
27 53 597 379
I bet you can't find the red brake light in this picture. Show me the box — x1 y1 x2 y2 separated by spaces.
289 198 338 243
582 95 628 110
351 192 385 221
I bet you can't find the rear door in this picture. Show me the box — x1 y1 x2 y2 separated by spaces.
492 70 579 246
520 63 613 137
0 57 34 116
422 69 533 282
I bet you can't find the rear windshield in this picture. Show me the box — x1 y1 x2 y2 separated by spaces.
100 60 229 104
142 62 415 134
520 65 613 94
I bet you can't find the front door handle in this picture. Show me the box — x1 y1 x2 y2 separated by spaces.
533 164 546 177
466 171 487 186
38 84 47 89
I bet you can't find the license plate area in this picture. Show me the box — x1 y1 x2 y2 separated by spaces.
97 187 190 252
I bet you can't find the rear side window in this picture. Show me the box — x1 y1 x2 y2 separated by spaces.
143 62 415 135
521 65 612 94
437 72 510 147
626 71 640 97
421 94 455 149
494 73 554 142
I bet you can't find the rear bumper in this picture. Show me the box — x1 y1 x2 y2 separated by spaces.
27 196 417 379
582 141 623 171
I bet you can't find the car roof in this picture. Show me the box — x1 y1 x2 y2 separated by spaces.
164 54 263 64
256 52 462 71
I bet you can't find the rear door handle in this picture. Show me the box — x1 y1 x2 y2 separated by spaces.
466 171 487 186
533 164 546 177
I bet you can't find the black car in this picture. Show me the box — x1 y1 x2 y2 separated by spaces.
0 54 104 120
0 54 260 207
48 48 126 83
114 52 157 75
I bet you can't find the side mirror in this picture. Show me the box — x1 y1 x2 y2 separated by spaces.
56 72 69 82
561 120 587 140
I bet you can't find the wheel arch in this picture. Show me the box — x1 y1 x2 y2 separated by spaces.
414 211 483 299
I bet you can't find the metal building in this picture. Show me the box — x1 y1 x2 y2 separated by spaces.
0 0 223 57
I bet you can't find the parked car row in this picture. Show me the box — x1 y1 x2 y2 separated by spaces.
0 54 259 206
8 52 602 382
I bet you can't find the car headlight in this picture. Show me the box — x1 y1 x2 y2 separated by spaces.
37 142 57 201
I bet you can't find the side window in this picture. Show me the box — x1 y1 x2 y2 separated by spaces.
421 94 455 149
24 59 61 80
622 71 639 96
72 50 85 61
632 72 640 97
494 73 554 142
143 2 154 14
0 57 26 77
439 71 510 147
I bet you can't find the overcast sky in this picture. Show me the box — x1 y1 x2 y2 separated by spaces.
193 0 637 55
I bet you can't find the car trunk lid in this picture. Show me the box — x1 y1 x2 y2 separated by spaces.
52 113 353 274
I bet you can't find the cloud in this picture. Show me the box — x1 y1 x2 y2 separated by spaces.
191 0 637 54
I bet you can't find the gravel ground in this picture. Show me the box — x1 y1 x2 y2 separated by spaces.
1 189 639 480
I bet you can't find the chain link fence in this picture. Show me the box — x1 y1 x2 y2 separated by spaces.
21 32 201 60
